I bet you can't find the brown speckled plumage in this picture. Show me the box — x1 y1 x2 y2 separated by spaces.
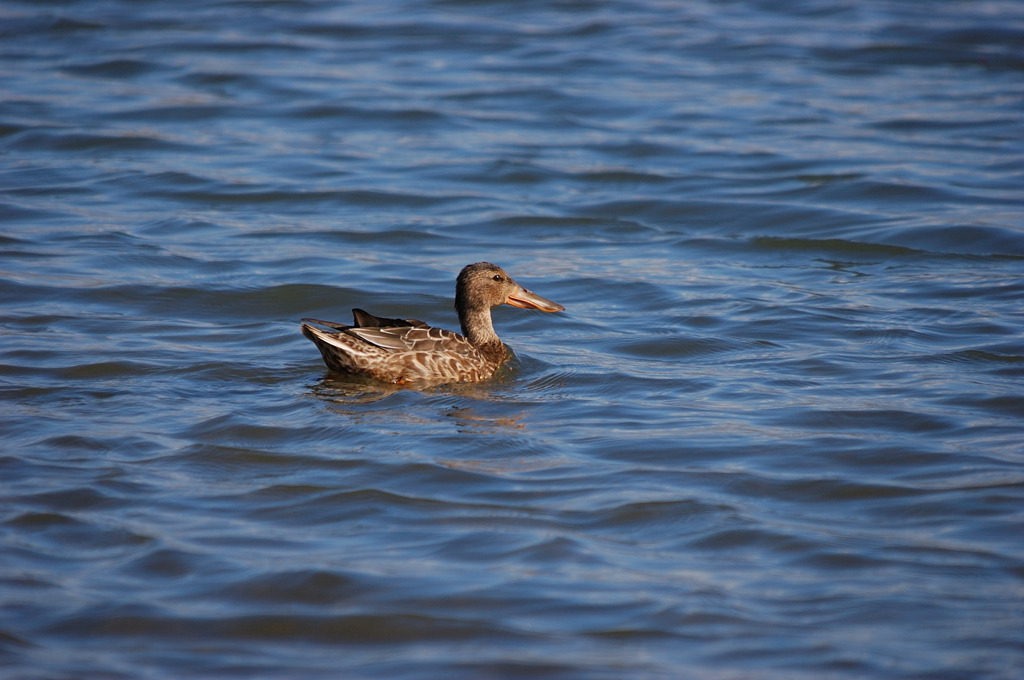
301 262 564 384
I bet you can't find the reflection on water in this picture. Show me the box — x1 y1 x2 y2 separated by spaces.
447 406 527 433
311 374 406 403
435 451 574 478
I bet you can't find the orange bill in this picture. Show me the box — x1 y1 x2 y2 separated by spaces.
506 286 565 312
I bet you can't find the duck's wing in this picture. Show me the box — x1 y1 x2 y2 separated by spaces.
344 324 475 355
351 308 428 329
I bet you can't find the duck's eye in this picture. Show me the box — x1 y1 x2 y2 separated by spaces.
492 274 503 281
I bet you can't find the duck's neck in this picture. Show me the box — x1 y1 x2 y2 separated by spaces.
459 306 505 363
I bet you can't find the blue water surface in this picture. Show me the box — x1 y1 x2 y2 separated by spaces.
2 1 1023 678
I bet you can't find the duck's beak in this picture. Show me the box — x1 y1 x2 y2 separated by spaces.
506 285 565 312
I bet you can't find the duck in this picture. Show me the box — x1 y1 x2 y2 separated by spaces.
301 262 564 384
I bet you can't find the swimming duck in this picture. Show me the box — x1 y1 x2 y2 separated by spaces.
302 262 564 384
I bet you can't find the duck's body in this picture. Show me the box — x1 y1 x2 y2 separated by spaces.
302 313 503 383
301 262 564 384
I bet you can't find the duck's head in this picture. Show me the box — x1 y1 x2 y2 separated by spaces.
455 262 565 314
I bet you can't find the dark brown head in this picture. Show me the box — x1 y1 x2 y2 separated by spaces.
454 262 565 315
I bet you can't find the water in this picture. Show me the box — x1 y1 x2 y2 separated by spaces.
2 0 1023 677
